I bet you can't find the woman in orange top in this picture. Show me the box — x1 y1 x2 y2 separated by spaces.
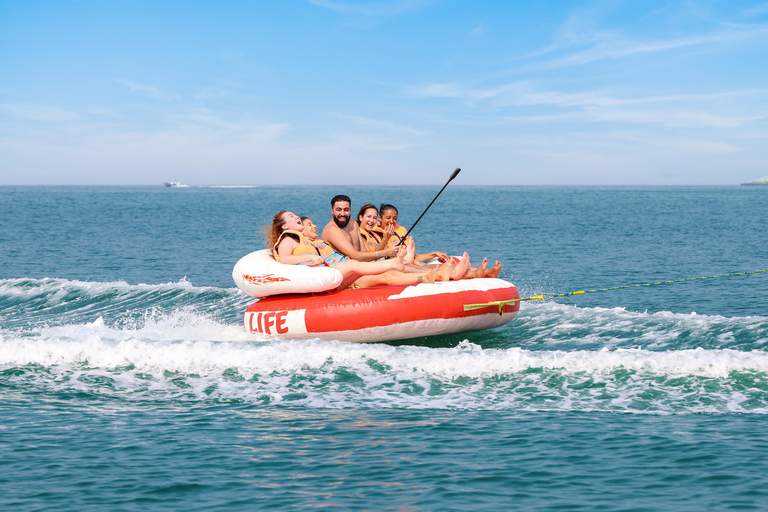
357 204 393 254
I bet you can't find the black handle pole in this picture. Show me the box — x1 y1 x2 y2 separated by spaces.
397 167 461 246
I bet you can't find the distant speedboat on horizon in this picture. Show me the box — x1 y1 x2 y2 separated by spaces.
162 180 189 187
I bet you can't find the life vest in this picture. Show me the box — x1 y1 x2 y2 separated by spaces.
359 228 383 253
273 230 347 266
373 224 408 249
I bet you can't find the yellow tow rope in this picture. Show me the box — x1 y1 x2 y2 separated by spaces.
464 269 768 316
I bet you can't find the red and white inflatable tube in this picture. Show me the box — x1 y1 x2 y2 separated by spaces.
233 250 343 298
243 279 520 343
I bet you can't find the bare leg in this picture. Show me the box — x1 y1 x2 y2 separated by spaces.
355 266 435 288
402 263 428 273
379 238 426 272
334 247 406 289
450 252 470 280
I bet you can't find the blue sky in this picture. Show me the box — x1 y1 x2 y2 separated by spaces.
1 0 767 185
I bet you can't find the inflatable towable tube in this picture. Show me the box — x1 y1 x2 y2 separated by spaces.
233 250 343 298
244 279 519 342
233 249 520 343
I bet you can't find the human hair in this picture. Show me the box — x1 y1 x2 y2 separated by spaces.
300 216 310 223
379 204 398 216
331 194 351 208
264 210 288 248
357 203 378 222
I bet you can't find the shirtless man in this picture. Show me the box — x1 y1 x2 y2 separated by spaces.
321 195 399 263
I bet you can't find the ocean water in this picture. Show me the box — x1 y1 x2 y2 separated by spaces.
1 185 767 511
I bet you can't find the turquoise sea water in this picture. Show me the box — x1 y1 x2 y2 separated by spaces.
1 185 767 510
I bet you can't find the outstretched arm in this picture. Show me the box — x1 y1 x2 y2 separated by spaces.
322 226 397 262
415 251 449 263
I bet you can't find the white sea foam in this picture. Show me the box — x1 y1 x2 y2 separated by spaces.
9 310 252 344
6 322 766 378
2 331 768 413
516 301 768 349
3 276 767 412
0 277 227 297
0 277 252 330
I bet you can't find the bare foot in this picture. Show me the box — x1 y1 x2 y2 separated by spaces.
484 260 502 278
419 266 437 284
466 258 488 279
451 252 470 280
436 260 455 282
404 236 416 265
394 246 406 272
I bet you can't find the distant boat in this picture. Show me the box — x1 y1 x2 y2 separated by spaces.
162 180 188 187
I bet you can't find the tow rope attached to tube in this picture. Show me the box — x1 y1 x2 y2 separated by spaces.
464 269 768 316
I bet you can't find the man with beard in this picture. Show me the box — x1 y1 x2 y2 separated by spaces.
321 195 399 262
319 195 482 279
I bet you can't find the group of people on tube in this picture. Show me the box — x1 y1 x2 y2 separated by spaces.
266 195 501 291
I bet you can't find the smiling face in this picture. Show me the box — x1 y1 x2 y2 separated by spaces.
332 200 351 228
379 207 398 229
302 218 318 239
280 211 304 233
358 207 378 233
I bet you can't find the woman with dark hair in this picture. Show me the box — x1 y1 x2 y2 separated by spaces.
358 203 439 268
356 204 394 254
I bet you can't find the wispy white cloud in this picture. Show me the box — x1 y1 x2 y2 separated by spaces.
117 80 178 100
307 0 433 16
670 138 739 155
470 23 484 37
0 120 420 185
581 107 745 129
194 80 245 100
88 107 116 116
406 79 768 129
510 130 740 156
743 3 768 17
336 113 431 136
0 102 428 185
0 102 79 122
513 1 768 71
170 107 291 137
473 130 743 185
408 79 764 105
327 132 415 152
540 25 768 68
406 83 465 98
194 87 232 100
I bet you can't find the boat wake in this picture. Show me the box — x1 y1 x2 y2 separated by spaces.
2 277 767 413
